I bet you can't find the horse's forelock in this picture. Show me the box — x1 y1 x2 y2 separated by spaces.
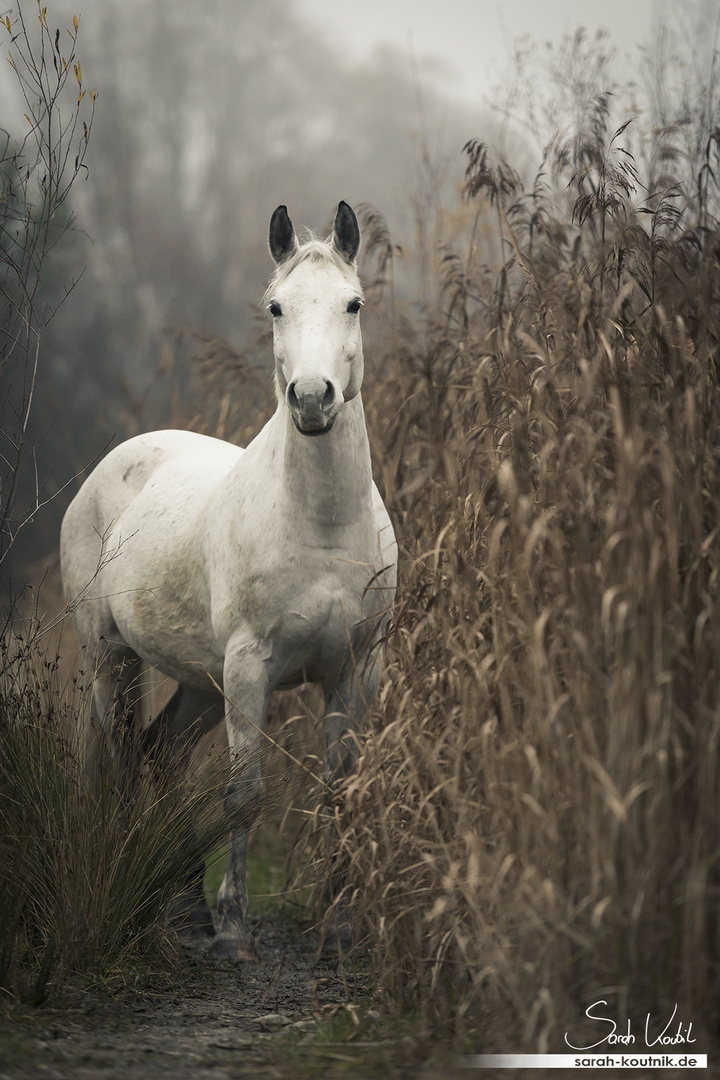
262 238 361 307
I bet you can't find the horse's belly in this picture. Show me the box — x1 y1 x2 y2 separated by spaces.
106 537 224 689
121 593 224 689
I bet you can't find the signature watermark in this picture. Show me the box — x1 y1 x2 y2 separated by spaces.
565 1000 697 1050
459 1000 705 1069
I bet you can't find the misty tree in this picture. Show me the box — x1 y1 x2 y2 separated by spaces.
18 0 482 575
0 2 94 590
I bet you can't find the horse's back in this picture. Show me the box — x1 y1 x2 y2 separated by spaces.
82 428 239 503
61 429 242 610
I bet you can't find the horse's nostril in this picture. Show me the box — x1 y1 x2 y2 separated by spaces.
286 381 299 411
287 379 336 417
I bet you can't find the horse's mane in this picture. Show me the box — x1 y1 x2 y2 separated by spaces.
262 232 362 307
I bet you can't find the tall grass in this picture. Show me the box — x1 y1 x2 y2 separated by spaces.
0 622 236 1003
312 94 720 1048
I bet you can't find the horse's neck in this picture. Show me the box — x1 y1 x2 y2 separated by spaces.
279 396 373 528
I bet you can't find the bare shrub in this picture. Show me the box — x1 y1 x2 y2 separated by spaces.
1 1 95 573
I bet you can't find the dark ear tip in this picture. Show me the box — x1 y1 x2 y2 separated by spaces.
333 201 360 263
338 200 356 221
269 205 296 263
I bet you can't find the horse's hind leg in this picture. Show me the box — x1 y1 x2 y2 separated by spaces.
143 685 225 763
88 639 145 772
144 685 226 938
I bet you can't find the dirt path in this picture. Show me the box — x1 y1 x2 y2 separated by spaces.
0 912 455 1080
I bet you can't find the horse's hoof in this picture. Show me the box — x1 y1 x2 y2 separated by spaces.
321 912 355 955
209 933 259 962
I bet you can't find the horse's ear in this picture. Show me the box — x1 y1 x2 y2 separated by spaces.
332 201 360 264
269 205 298 264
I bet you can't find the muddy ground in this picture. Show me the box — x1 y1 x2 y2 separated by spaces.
0 911 460 1080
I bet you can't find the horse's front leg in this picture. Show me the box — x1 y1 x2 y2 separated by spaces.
320 651 382 952
323 649 381 789
210 640 270 961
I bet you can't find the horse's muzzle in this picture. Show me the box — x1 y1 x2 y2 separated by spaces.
286 376 341 435
291 414 336 436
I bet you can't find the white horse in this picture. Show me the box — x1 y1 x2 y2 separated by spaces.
60 202 397 960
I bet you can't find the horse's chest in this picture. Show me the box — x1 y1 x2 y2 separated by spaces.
273 579 365 685
224 541 376 678
258 547 368 632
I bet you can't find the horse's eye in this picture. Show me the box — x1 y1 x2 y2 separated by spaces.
347 298 363 315
268 301 283 318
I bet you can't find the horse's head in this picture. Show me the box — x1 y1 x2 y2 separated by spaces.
266 202 364 436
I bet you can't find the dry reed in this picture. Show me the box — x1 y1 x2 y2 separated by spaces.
309 98 720 1050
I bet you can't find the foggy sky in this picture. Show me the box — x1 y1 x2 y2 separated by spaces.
292 0 666 103
3 0 715 577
